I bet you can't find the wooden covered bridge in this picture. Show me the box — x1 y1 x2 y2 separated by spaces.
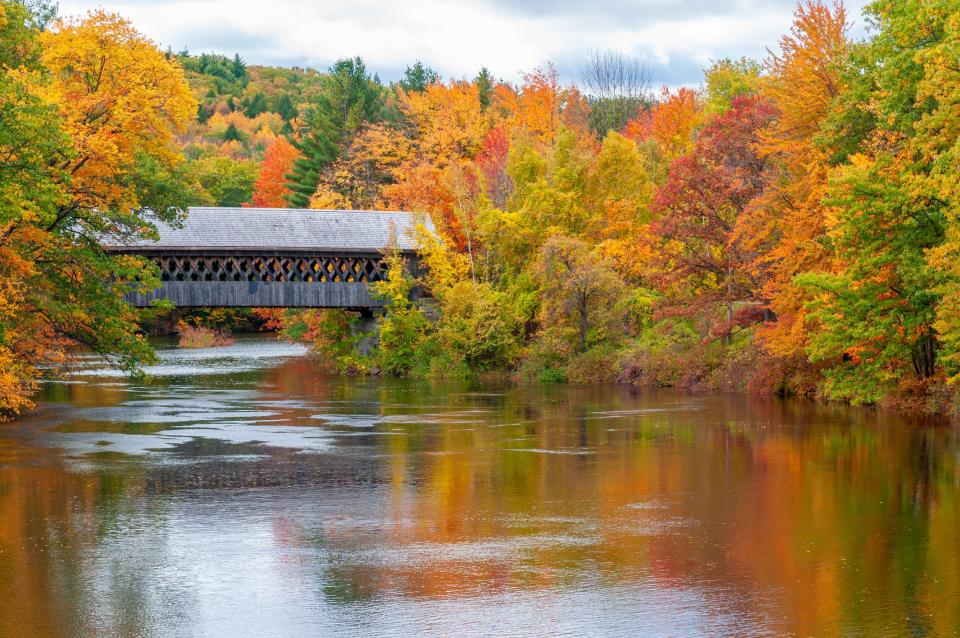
102 207 431 308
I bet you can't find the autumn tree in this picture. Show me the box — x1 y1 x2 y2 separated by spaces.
650 95 777 338
0 6 195 416
625 86 703 161
702 57 762 117
921 4 960 380
536 235 626 353
0 0 66 415
797 0 952 402
476 126 511 208
742 0 848 358
496 64 588 146
249 136 299 207
385 79 489 249
587 131 657 280
188 155 258 206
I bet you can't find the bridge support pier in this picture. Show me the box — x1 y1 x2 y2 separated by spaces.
353 308 381 357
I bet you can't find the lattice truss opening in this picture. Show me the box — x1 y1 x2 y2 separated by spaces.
154 254 388 283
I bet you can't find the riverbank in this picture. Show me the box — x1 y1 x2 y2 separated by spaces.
272 315 960 419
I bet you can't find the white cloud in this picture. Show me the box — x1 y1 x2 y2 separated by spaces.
55 0 874 86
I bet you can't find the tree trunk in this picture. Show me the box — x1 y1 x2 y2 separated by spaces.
911 328 937 379
725 260 733 345
578 292 589 353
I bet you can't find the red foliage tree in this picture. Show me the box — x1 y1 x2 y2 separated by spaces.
650 95 778 336
476 127 511 208
248 136 300 208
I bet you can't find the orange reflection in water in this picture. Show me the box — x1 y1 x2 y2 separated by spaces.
0 354 958 637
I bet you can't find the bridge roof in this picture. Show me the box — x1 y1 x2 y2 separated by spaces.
102 207 433 253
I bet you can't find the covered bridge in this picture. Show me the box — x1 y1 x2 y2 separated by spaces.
102 207 432 308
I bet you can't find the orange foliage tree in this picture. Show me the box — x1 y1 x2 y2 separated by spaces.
249 136 299 207
743 0 849 357
624 86 702 160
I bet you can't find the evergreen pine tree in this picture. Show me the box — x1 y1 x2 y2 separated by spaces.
243 91 268 117
399 61 439 93
285 57 383 207
222 122 242 142
231 53 247 81
476 67 493 110
274 93 298 122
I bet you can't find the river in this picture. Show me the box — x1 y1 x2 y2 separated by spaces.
1 335 958 637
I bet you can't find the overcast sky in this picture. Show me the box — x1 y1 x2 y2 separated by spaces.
56 0 874 87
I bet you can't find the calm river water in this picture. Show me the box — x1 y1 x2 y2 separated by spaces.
2 336 959 637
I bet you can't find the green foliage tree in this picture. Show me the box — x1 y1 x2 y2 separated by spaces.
536 235 626 353
400 60 439 93
274 93 298 121
222 122 243 142
476 67 493 110
372 245 429 376
243 91 268 117
703 57 762 116
798 0 954 402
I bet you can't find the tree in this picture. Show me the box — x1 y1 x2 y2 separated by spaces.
510 127 593 239
624 86 703 161
587 132 657 280
231 53 247 81
650 95 777 339
372 244 429 376
0 7 196 417
476 67 493 110
0 0 67 416
920 4 960 380
399 60 439 93
536 235 625 353
581 50 651 137
703 57 762 117
798 156 942 403
476 126 511 208
243 91 268 117
311 123 412 210
222 122 243 142
797 0 952 401
497 64 586 145
742 0 848 358
286 57 383 207
273 93 298 122
188 155 258 206
249 136 300 208
386 79 489 247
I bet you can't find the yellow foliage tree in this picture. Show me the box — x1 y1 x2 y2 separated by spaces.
37 10 196 220
0 8 196 417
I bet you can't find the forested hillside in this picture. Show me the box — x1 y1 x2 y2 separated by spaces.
3 0 960 417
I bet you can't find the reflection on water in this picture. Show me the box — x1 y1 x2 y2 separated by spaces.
1 335 958 637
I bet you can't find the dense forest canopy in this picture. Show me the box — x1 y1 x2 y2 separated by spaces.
3 0 960 417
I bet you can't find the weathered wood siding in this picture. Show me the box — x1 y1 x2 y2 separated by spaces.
127 281 382 308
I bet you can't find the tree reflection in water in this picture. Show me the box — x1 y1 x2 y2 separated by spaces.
0 338 957 637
